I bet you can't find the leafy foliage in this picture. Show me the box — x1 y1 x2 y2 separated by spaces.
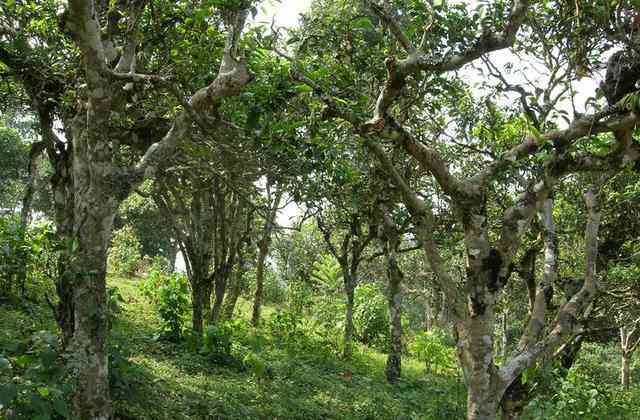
410 329 457 375
107 226 143 276
0 216 59 299
0 331 70 420
353 283 389 349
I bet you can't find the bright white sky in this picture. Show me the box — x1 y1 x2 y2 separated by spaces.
254 0 313 29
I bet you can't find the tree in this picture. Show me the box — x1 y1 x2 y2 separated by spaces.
155 170 256 333
251 180 284 325
286 1 640 418
1 1 253 416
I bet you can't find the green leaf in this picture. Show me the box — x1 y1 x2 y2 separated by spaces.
0 357 11 372
295 84 313 94
353 17 374 30
0 383 17 406
53 396 69 417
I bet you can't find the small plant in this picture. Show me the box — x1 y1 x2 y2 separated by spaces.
267 310 305 344
201 319 250 364
0 331 71 419
157 273 190 341
310 254 342 291
107 225 142 276
137 256 170 303
410 328 457 374
0 216 59 299
353 283 389 349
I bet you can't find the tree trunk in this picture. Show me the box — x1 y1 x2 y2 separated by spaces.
385 254 403 384
55 256 75 347
209 269 228 324
251 238 269 326
344 275 355 359
459 312 500 420
168 240 178 272
621 351 631 390
222 275 242 320
68 193 117 420
191 277 211 335
224 266 246 319
192 285 205 335
501 309 508 362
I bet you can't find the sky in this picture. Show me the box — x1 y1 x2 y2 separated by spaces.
254 0 313 29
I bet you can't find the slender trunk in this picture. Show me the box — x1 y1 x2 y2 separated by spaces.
222 275 242 320
168 241 178 272
621 351 631 390
225 238 249 320
251 238 269 326
501 309 508 362
209 269 228 324
50 152 76 347
56 256 75 347
344 275 355 359
192 283 205 335
191 276 212 335
19 176 35 227
424 291 434 331
385 254 403 383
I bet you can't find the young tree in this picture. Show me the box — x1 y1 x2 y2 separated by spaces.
251 181 284 325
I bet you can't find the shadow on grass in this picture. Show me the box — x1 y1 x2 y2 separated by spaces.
109 276 467 419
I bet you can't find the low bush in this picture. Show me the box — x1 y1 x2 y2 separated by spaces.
353 283 389 349
156 273 190 341
107 226 142 276
0 216 59 300
410 328 457 374
0 331 71 420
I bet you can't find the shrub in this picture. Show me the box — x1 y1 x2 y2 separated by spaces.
353 283 389 349
107 225 142 276
267 310 306 344
0 331 71 419
201 319 250 365
0 217 59 299
137 256 171 303
156 273 190 341
410 328 457 374
524 369 633 419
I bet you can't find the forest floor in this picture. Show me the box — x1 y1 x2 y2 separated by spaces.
106 276 466 419
2 276 640 419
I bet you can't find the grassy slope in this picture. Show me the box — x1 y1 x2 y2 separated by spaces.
108 276 466 420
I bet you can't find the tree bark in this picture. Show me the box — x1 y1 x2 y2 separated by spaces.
223 268 244 320
66 157 119 419
191 278 211 335
385 250 403 383
251 238 269 326
621 351 631 390
251 189 282 326
344 274 356 359
458 305 499 420
209 269 228 324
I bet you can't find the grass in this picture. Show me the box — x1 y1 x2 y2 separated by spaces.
3 276 640 419
107 276 466 419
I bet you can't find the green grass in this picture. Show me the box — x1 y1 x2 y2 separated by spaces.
107 276 466 419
